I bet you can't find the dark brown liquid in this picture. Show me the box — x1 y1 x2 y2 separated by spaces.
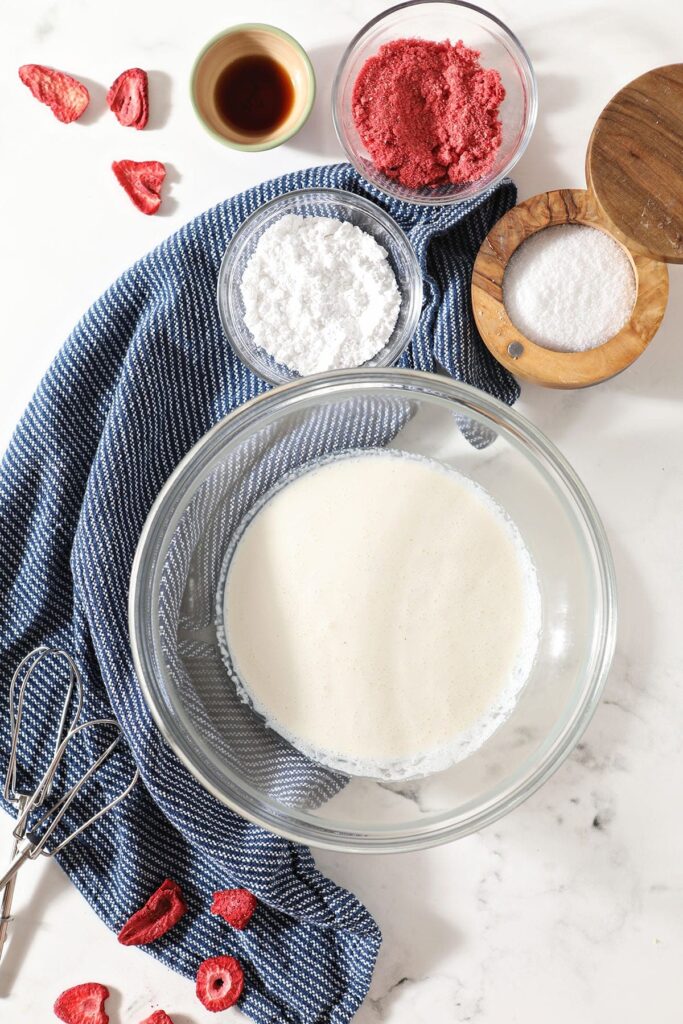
214 54 295 135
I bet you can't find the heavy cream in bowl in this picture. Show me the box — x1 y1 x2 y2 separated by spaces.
217 450 541 780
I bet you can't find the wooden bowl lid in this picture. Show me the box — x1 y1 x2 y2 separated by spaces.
586 64 683 264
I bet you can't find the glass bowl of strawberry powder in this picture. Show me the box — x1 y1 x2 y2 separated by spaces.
333 0 537 205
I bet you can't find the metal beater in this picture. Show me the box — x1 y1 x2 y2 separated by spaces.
1 646 82 961
1 646 139 963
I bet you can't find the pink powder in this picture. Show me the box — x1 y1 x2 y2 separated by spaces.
352 38 505 190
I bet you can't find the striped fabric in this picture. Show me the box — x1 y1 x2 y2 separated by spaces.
0 163 517 1024
166 394 414 806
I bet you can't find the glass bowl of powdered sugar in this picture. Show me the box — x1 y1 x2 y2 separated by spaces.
216 188 423 384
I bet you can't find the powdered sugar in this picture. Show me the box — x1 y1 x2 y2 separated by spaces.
240 214 401 374
503 224 636 352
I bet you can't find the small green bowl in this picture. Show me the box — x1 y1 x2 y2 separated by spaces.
190 24 316 151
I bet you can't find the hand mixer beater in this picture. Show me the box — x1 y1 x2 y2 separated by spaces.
0 646 139 964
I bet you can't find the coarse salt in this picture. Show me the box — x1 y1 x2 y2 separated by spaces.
503 224 636 352
240 214 402 375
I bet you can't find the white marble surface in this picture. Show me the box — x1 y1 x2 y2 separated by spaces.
1 0 683 1021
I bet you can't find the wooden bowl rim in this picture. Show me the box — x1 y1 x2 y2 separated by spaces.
471 187 669 388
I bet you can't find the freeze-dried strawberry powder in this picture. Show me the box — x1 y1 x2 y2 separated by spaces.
352 38 505 189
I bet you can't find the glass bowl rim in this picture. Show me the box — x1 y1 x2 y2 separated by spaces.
129 368 617 853
215 187 424 385
331 0 539 206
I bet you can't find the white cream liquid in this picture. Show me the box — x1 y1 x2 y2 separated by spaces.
220 452 541 779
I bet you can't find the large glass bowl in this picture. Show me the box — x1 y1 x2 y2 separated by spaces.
216 188 423 385
333 0 537 205
129 370 616 853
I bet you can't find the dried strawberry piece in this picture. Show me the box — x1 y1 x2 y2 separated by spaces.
54 983 109 1024
107 68 149 129
19 64 89 123
112 159 166 215
139 1012 174 1024
118 878 186 945
211 888 258 929
196 956 244 1012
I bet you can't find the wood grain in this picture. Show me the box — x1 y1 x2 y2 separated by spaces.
471 188 669 389
586 64 683 264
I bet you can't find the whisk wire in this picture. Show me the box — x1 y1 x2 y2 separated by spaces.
13 718 139 859
1 647 138 960
2 646 85 964
4 646 83 805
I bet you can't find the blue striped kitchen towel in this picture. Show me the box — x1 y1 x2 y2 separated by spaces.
0 163 517 1024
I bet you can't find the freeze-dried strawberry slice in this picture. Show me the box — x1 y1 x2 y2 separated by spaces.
196 956 244 1012
112 159 166 215
139 1012 174 1024
211 888 258 929
54 983 109 1024
107 68 149 129
118 878 186 945
19 64 89 123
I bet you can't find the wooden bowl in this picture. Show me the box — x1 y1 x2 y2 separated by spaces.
191 24 315 151
471 188 669 388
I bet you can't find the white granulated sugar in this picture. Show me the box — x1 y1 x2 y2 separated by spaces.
240 214 402 374
503 224 636 352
